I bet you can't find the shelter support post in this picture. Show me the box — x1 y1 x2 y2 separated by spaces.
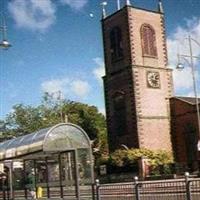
73 150 80 200
45 157 50 199
9 161 14 200
33 160 37 199
23 160 28 199
58 153 64 199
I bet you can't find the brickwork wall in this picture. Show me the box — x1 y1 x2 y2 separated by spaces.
103 67 139 151
127 7 173 150
170 98 199 168
132 65 173 150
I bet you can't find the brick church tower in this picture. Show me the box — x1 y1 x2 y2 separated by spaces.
102 1 173 152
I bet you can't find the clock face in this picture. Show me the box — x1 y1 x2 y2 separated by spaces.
147 71 160 88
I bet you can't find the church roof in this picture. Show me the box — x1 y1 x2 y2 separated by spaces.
173 96 200 105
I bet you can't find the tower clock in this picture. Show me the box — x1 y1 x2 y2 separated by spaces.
147 71 160 88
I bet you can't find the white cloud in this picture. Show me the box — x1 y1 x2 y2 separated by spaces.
60 0 88 10
185 91 200 98
98 107 106 116
41 77 90 99
167 17 200 95
8 0 56 32
41 78 69 95
173 67 199 90
92 57 105 84
70 80 90 98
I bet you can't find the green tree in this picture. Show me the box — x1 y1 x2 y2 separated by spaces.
2 93 108 155
0 120 15 141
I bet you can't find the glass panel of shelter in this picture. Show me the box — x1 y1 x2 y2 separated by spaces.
19 151 78 199
0 154 92 200
60 151 77 198
0 153 93 199
0 164 10 200
0 153 93 200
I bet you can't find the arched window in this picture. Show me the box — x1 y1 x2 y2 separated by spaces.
113 91 127 135
110 27 123 62
141 24 157 57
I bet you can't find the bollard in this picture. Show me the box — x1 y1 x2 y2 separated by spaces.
95 179 100 200
134 176 140 200
185 172 191 200
37 186 43 198
185 172 189 183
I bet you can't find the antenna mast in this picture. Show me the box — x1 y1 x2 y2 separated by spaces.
101 2 107 19
117 0 120 10
125 0 131 6
158 0 164 13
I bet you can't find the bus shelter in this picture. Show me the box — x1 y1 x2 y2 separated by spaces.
0 123 94 200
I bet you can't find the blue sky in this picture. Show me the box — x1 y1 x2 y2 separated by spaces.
0 0 200 119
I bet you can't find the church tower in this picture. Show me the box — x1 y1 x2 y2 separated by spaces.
102 1 173 152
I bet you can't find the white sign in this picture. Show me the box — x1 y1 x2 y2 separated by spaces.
198 140 200 151
100 165 107 175
5 148 15 158
0 163 4 173
13 161 23 169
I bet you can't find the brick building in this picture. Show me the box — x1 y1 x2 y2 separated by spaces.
170 97 200 171
102 2 173 152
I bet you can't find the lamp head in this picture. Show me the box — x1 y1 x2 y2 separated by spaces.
176 63 184 71
184 172 189 177
101 1 107 6
0 39 11 50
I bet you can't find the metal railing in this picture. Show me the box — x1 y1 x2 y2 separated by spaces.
95 173 200 200
0 174 199 200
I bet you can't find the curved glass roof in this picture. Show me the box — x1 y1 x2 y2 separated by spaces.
0 123 91 160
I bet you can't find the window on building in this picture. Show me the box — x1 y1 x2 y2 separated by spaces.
110 27 123 62
113 92 127 136
141 24 157 57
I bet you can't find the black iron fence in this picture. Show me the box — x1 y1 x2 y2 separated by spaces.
95 173 200 200
0 174 199 200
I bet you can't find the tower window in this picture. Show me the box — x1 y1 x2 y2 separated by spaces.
141 24 157 57
110 27 123 62
113 92 127 136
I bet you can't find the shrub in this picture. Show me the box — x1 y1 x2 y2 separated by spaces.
96 148 174 175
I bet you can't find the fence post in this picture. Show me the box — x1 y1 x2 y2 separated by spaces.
134 176 140 200
96 179 100 200
92 182 96 200
185 172 191 200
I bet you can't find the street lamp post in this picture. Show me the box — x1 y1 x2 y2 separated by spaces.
0 12 11 49
177 35 200 152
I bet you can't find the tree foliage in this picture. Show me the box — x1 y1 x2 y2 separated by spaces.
0 93 108 154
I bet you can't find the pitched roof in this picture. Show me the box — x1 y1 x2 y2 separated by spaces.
173 96 200 105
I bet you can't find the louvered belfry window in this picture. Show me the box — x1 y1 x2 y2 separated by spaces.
141 24 157 57
110 26 123 62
